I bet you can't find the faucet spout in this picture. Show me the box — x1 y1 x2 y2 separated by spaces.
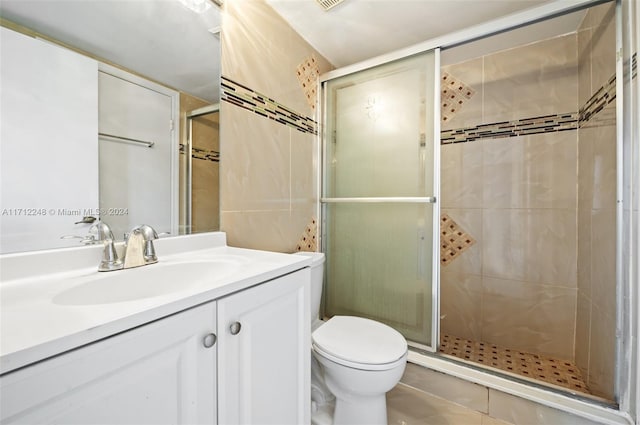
91 222 123 272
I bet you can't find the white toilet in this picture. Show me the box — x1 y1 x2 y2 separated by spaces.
295 252 408 425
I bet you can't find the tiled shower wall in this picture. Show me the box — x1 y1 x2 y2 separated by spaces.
219 0 332 252
575 2 617 400
440 32 580 362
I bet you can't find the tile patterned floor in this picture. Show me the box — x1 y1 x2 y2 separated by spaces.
439 334 590 394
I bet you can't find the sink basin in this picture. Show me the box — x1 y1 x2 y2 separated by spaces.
53 260 241 306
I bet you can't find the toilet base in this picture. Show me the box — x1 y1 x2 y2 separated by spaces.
311 399 335 425
333 394 387 425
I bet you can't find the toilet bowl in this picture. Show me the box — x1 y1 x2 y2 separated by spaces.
294 252 407 425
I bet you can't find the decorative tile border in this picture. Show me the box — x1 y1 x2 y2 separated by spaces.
578 73 616 126
221 76 318 135
442 53 638 144
179 144 220 163
441 113 578 145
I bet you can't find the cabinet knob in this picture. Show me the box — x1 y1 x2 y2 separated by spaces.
229 322 242 335
203 333 217 348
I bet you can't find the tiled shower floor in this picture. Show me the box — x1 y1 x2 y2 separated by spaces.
439 334 590 394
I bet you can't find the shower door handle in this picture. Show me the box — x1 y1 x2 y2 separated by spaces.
321 197 436 203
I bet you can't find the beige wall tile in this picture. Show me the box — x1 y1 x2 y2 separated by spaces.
400 363 489 414
441 142 483 209
222 0 333 117
578 127 595 210
577 28 593 106
483 34 578 124
221 209 308 253
192 158 219 232
220 105 290 212
482 209 577 287
577 206 592 299
481 277 577 359
574 292 591 379
290 129 316 208
488 389 603 425
590 208 617 316
441 272 483 341
482 133 577 209
591 124 617 210
441 57 484 130
587 303 616 399
590 1 616 92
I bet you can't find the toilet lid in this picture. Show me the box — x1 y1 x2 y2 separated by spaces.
312 316 407 367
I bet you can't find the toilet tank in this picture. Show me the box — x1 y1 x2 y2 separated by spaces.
294 251 325 322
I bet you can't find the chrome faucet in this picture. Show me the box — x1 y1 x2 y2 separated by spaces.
122 224 159 269
91 222 123 272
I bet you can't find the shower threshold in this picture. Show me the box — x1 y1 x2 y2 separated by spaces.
439 334 590 396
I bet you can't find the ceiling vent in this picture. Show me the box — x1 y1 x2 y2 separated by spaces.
315 0 345 11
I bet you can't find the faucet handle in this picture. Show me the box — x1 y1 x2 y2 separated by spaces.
130 224 159 264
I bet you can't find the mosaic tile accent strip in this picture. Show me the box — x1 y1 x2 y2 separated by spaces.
296 54 320 111
440 213 475 266
579 74 616 127
441 112 579 144
295 217 318 252
440 55 640 144
440 334 590 394
441 72 476 124
179 144 220 163
221 76 318 135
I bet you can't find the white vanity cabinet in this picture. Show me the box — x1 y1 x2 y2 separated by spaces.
0 265 310 425
0 302 218 424
217 269 311 425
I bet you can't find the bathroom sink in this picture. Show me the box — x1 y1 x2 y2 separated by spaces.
53 260 241 306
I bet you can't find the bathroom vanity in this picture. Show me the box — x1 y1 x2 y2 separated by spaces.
0 233 311 424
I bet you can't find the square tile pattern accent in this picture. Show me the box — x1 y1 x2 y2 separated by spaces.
295 217 318 252
440 213 476 266
441 72 476 124
440 334 590 394
296 54 320 111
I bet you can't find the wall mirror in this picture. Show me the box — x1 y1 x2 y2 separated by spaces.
0 0 221 254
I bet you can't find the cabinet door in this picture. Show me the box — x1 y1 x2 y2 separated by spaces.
0 303 217 424
217 269 310 425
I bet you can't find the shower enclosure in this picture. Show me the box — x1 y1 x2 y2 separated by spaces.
322 51 440 350
321 0 621 406
180 104 220 234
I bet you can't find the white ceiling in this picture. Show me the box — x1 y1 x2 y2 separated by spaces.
0 0 221 103
266 0 585 68
0 0 591 102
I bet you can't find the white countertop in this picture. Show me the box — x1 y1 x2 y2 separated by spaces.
0 233 310 375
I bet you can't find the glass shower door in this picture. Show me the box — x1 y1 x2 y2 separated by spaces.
322 50 439 350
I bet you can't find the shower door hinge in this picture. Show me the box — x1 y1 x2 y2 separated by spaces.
169 120 174 131
332 130 337 144
420 133 426 146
